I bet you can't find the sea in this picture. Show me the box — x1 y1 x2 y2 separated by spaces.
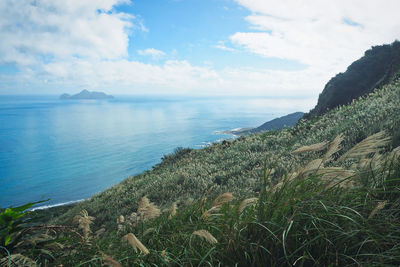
0 95 314 209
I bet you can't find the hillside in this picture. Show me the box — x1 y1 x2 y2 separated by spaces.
305 41 400 118
255 112 304 131
3 80 400 265
55 79 400 226
3 68 400 265
23 78 396 266
235 112 304 135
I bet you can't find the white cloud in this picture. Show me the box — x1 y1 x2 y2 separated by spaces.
232 0 400 76
215 41 237 52
2 0 399 99
137 48 166 59
0 0 135 65
12 57 326 101
27 59 220 94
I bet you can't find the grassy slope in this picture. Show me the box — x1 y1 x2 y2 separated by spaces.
48 78 400 266
56 79 400 228
11 78 391 266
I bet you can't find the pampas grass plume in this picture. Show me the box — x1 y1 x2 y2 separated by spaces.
102 254 122 267
117 215 125 224
74 210 95 241
169 202 177 219
212 192 234 208
339 131 391 161
137 196 150 214
192 230 218 244
121 233 150 255
0 254 36 266
137 196 161 221
300 158 323 175
238 197 258 213
368 201 387 219
323 134 344 163
161 250 170 262
292 141 329 154
202 205 222 219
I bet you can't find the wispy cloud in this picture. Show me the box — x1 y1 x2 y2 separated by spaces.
137 48 166 59
215 41 236 52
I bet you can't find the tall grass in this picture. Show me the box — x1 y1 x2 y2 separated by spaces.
10 78 399 266
49 156 400 266
51 124 400 266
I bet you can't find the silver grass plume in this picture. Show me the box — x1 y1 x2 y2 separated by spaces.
0 254 37 267
292 141 329 154
238 197 258 213
192 230 218 244
339 131 391 161
73 209 95 241
368 201 387 219
137 196 161 221
322 134 344 164
121 233 150 255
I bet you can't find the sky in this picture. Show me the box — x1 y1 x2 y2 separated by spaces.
0 0 400 97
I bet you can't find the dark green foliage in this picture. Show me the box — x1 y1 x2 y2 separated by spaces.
305 40 400 119
159 147 193 166
0 200 69 265
0 200 47 247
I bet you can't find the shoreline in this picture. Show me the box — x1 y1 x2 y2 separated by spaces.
222 127 253 135
31 199 86 211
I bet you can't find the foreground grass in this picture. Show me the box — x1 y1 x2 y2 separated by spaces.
51 154 400 266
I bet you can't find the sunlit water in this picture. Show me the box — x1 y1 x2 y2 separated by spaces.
0 95 314 208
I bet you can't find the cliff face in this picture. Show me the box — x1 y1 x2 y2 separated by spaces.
305 41 400 119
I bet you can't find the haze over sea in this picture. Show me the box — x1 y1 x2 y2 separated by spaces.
0 95 313 208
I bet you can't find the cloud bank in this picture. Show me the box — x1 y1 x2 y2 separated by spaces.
232 0 400 73
0 0 134 65
0 0 399 98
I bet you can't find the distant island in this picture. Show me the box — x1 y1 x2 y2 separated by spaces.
60 90 114 100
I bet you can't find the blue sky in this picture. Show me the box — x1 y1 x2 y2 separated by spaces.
0 0 399 96
118 0 305 70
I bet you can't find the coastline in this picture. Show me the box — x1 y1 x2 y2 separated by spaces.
31 199 86 211
222 127 253 135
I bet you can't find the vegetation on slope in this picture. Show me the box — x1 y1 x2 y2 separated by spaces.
2 79 400 266
237 112 305 135
305 40 400 119
53 150 399 266
55 79 400 228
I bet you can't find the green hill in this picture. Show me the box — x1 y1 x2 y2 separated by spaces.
305 40 400 119
35 77 399 266
56 79 400 225
240 112 305 134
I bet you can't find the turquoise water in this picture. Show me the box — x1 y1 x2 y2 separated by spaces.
0 95 312 208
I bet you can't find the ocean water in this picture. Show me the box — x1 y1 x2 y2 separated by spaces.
0 95 314 208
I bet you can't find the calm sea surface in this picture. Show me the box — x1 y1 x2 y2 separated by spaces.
0 95 314 208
